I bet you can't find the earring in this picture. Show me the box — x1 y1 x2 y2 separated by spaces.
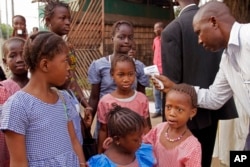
116 142 120 146
190 117 192 121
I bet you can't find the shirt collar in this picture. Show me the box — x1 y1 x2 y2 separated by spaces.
228 22 241 47
178 4 196 17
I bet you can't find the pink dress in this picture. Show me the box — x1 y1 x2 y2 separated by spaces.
0 79 21 167
97 91 149 124
143 122 201 167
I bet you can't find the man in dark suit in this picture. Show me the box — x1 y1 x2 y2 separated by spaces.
161 0 238 166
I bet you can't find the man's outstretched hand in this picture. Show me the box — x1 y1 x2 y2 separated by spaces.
152 75 175 93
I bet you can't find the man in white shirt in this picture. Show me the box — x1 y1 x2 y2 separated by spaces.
154 1 250 149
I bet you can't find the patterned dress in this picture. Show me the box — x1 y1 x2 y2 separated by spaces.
143 122 201 167
0 79 21 167
97 91 149 124
0 90 80 166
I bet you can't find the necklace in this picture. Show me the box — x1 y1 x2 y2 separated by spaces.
165 127 187 142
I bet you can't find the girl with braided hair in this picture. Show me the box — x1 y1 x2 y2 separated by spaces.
43 0 93 128
143 83 202 167
96 54 151 154
0 31 87 167
88 103 155 167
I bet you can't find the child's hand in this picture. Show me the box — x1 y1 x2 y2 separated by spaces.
83 107 93 128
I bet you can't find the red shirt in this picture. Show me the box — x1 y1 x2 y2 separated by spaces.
153 36 162 74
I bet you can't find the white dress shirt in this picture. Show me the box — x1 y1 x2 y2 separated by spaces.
197 22 250 115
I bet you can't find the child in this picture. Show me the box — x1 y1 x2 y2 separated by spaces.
97 54 151 153
151 22 164 118
0 37 28 167
143 83 201 167
11 15 28 39
43 0 93 127
88 20 149 122
88 103 155 167
0 31 87 167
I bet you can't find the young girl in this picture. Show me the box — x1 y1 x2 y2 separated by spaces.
88 20 149 122
0 31 87 167
43 0 93 127
88 104 155 167
143 83 201 167
0 37 28 167
97 54 151 153
11 15 28 39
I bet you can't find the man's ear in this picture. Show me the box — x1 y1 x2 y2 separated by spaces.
209 16 218 28
39 58 49 72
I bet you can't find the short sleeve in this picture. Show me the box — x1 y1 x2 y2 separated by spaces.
137 92 149 118
135 60 150 87
60 91 76 122
0 93 28 135
88 61 101 84
143 122 165 146
97 96 110 124
142 96 149 118
88 154 115 167
0 86 10 104
143 127 157 146
136 143 156 167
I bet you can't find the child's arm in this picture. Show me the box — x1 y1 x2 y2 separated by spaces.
4 130 28 167
68 121 87 166
97 123 108 153
69 73 93 128
88 83 101 121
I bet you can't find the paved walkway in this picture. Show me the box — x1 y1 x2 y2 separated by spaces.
149 101 162 127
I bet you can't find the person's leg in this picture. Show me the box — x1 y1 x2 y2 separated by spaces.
152 86 162 118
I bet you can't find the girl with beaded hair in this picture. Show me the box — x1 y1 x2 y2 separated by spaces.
88 103 155 167
143 83 201 167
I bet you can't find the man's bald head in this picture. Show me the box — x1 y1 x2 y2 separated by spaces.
192 1 236 52
194 1 231 24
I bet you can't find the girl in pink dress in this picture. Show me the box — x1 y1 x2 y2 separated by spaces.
0 37 28 167
143 83 201 167
97 54 151 153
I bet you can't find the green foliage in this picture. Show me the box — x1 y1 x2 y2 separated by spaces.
174 6 181 18
0 23 13 39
